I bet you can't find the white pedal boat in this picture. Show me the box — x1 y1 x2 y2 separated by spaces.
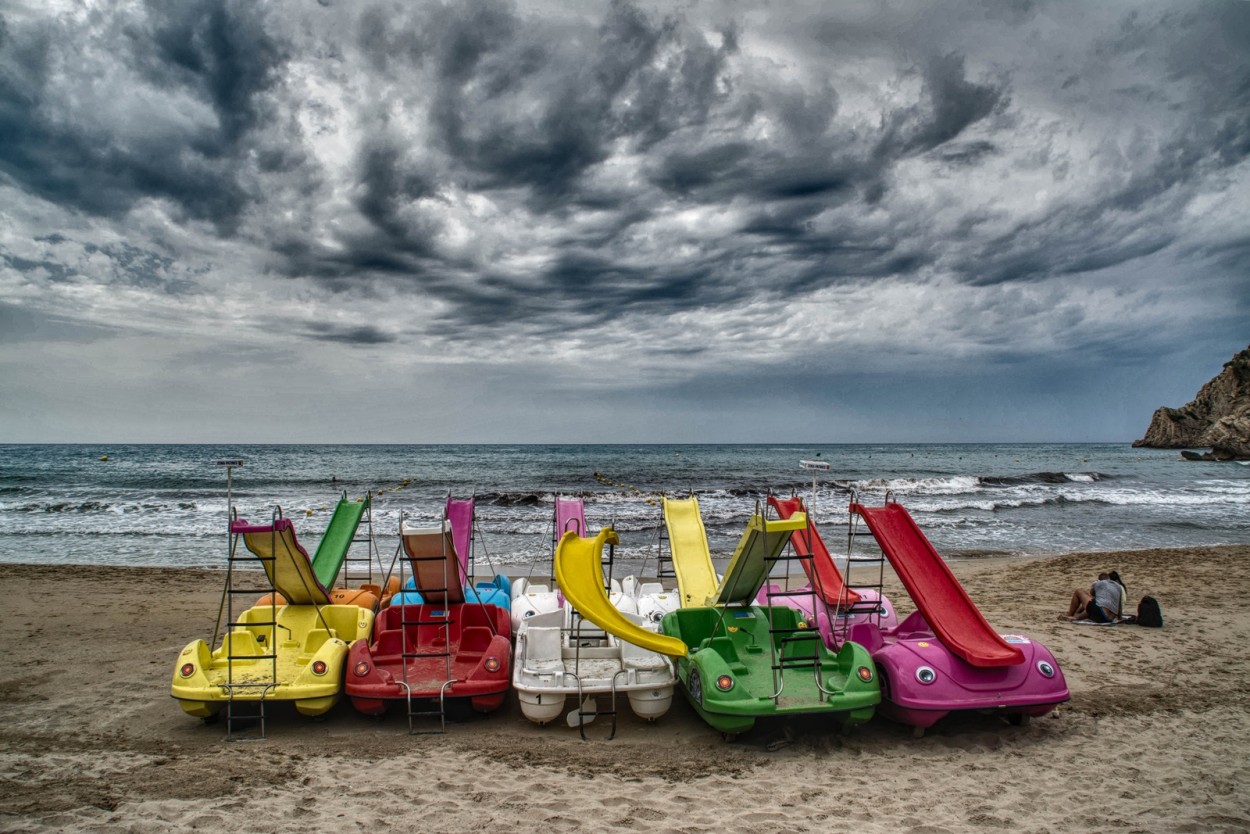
512 606 677 727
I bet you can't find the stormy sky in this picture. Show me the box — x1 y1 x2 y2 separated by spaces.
1 0 1247 443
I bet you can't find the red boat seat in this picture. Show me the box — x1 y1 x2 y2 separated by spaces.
458 626 493 661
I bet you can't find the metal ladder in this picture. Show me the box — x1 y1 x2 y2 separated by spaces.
829 490 891 646
654 506 677 587
220 508 280 741
398 510 454 734
566 611 623 741
762 501 828 701
339 493 380 595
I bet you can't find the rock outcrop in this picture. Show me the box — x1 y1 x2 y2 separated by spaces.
1133 345 1250 460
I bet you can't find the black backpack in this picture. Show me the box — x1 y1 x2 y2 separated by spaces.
1136 595 1164 628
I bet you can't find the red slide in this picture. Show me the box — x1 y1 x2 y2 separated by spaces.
769 496 860 609
850 502 1023 668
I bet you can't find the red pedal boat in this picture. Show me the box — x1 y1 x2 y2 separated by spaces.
345 513 510 728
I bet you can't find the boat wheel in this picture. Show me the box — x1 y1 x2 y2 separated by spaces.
688 668 703 707
721 732 738 742
1007 713 1030 727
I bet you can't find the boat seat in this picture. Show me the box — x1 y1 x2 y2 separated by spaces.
372 629 416 659
524 626 565 674
458 626 492 660
223 630 266 656
620 637 667 671
303 628 335 653
702 635 741 663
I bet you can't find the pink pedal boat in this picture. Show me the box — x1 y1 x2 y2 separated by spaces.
845 499 1069 734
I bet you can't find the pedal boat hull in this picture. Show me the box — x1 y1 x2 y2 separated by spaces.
171 604 374 719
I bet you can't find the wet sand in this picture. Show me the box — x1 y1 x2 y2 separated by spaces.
1 545 1248 833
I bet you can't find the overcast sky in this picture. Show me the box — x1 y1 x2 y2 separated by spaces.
1 0 1246 444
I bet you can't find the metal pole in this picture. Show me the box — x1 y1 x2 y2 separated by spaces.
798 459 830 520
216 458 245 536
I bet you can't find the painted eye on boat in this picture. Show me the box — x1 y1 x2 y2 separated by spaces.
856 666 874 682
1037 661 1055 678
179 663 195 678
311 660 328 676
484 657 501 672
353 660 371 677
715 675 734 692
915 666 937 685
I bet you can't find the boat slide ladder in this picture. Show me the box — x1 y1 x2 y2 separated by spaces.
396 508 454 734
700 498 829 704
566 530 625 741
216 506 341 740
339 493 383 601
835 490 891 643
763 495 834 701
653 511 677 588
216 514 276 741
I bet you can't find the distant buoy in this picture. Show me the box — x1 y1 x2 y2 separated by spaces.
305 509 313 516
99 455 109 461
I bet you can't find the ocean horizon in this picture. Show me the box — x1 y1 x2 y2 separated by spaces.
2 442 1246 575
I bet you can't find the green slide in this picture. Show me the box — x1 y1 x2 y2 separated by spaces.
311 496 369 588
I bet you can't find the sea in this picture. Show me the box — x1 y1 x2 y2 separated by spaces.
1 444 1246 578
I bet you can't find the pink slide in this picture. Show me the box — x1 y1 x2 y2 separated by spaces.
769 496 860 608
850 502 1023 668
445 495 475 576
554 496 588 538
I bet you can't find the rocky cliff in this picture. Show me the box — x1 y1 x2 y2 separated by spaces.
1133 345 1250 460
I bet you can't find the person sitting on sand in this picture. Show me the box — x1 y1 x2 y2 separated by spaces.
1064 573 1121 622
1109 570 1127 615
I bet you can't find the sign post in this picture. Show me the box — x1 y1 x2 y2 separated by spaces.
798 459 830 518
215 458 244 536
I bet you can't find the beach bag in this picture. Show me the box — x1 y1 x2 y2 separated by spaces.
1136 595 1164 628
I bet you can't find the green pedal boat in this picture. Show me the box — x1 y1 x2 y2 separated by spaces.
659 497 880 737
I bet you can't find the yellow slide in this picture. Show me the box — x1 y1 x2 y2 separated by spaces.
662 496 719 608
554 528 687 658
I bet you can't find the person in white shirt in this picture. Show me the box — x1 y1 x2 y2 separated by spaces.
1064 572 1121 622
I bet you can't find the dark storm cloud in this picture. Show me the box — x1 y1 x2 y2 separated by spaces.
0 1 286 228
874 53 1009 162
3 0 1248 358
311 0 1017 325
951 4 1250 287
303 322 396 345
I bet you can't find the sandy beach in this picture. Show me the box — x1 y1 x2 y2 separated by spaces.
2 546 1248 833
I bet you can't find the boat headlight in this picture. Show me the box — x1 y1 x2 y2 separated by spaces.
353 660 371 677
916 666 937 685
311 660 328 676
484 656 501 673
1037 660 1055 678
715 674 734 692
856 665 874 682
179 663 195 678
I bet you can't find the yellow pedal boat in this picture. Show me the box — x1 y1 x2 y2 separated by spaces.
172 513 374 723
